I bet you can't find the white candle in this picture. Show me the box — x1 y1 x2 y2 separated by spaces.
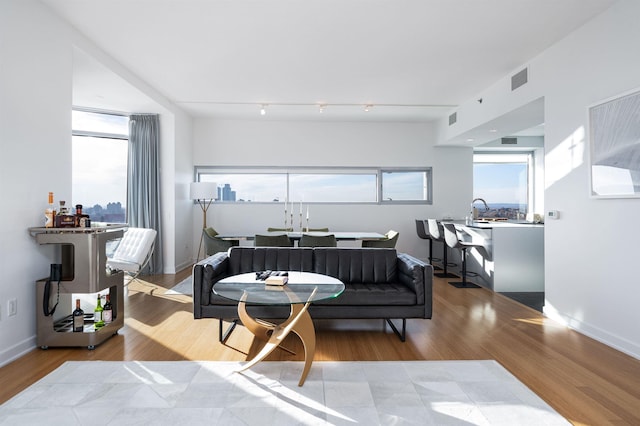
300 201 303 214
306 206 309 220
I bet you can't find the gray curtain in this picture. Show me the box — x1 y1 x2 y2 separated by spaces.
127 114 163 274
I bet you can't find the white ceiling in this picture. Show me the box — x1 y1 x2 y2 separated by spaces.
41 0 616 124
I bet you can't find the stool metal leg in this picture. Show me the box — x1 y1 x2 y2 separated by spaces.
435 242 457 278
449 247 480 288
429 239 443 271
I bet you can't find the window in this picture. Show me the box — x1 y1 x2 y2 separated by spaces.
195 167 432 204
473 152 533 219
72 109 129 223
382 170 431 202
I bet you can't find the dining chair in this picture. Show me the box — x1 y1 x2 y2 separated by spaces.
427 219 456 278
202 227 239 256
361 230 399 248
305 227 329 232
298 234 337 247
442 223 482 288
254 234 294 247
267 227 293 232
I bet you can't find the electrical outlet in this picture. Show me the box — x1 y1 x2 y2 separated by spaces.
8 298 17 316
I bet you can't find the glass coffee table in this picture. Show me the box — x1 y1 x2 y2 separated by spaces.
214 271 344 386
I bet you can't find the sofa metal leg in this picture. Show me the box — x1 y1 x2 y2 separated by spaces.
385 318 406 342
219 319 238 343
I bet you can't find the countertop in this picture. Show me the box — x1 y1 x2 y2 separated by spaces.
465 221 544 229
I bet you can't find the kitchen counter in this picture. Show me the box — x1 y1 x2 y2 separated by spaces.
441 220 544 295
465 220 544 229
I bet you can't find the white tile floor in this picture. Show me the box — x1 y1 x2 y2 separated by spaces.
0 360 570 425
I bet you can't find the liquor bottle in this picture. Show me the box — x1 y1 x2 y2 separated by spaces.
94 294 104 329
45 192 56 228
55 200 76 228
102 294 113 324
73 299 84 332
74 204 91 228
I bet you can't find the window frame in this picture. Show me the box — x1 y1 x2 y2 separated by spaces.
472 150 535 217
194 165 433 205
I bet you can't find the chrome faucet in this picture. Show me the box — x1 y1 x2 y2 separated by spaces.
471 198 490 220
471 198 490 211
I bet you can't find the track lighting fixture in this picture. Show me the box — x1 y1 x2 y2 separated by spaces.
364 104 373 112
260 104 267 116
318 104 325 113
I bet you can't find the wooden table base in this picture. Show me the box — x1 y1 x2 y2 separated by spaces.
236 289 317 386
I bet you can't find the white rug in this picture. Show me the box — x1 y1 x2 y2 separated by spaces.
0 360 568 425
165 275 192 295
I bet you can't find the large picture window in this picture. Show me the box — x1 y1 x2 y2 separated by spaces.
72 109 129 223
473 153 533 219
195 167 432 204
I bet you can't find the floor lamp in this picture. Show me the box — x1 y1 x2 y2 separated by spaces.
190 181 217 261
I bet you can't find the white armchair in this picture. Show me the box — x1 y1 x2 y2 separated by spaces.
106 227 157 283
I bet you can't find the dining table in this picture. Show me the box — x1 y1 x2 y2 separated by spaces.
215 231 387 242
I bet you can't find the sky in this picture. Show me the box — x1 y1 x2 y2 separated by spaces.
473 163 527 205
72 111 128 208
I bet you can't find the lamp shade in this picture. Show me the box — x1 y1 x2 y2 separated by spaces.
190 181 217 200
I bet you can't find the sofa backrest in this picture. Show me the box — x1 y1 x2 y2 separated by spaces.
226 246 399 284
228 247 314 274
313 248 398 283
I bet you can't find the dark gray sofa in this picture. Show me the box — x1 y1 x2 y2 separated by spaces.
192 246 433 341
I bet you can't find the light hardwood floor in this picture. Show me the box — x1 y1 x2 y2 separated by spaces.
1 268 639 425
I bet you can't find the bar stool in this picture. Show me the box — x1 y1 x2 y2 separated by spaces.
415 219 442 270
427 219 456 278
442 223 482 288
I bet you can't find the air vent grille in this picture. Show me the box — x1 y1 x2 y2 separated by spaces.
511 68 528 91
448 112 457 126
501 137 517 145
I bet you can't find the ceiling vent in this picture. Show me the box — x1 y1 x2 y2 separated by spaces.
501 137 518 145
511 68 528 91
448 112 457 126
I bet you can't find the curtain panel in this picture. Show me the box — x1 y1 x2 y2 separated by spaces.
127 114 163 274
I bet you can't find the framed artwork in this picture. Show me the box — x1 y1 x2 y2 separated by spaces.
588 87 640 198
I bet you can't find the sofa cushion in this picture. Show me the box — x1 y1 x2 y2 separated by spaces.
312 247 398 284
314 282 417 306
228 246 313 275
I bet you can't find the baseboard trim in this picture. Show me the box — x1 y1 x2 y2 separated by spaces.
544 305 640 361
0 335 36 368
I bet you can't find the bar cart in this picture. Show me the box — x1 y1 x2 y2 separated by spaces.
29 226 126 349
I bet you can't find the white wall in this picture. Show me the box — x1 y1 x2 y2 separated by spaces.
71 36 194 275
0 0 193 366
439 0 640 358
172 111 195 272
192 119 472 261
0 0 73 364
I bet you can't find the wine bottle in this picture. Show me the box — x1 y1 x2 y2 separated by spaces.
102 294 112 324
73 299 84 332
94 294 104 329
